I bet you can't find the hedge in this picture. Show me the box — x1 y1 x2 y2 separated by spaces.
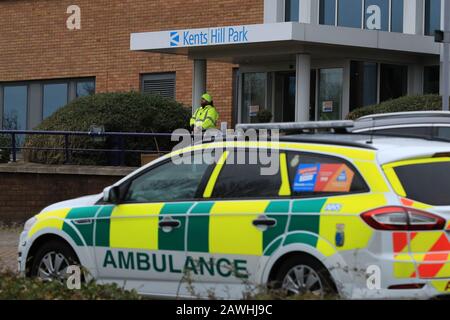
346 94 443 120
24 92 191 166
0 135 10 163
0 270 140 300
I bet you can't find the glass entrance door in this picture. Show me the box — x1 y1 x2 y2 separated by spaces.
241 73 267 123
274 72 296 123
318 68 343 121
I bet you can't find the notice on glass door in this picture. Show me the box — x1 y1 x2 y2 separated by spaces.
249 105 260 117
322 101 333 113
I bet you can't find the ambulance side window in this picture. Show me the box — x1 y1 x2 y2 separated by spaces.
287 152 368 197
211 150 282 199
124 154 212 203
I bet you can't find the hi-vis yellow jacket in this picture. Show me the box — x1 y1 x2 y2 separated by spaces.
190 105 219 130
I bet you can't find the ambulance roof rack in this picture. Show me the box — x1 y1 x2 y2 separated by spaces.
235 120 354 132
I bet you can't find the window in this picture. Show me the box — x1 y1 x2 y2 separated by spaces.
338 0 362 28
287 152 368 197
2 85 27 130
319 0 336 25
319 0 404 32
425 0 441 36
424 65 440 94
76 80 95 97
350 62 407 110
141 73 176 99
380 64 407 102
1 78 95 130
364 0 389 31
318 68 343 120
372 127 433 139
285 0 300 22
124 157 211 203
350 61 378 111
391 0 404 33
212 150 282 199
436 127 450 141
43 83 68 119
394 161 450 206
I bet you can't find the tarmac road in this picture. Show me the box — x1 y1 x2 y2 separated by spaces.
0 228 19 272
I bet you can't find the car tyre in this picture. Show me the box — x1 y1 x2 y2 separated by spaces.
272 255 337 299
30 240 81 283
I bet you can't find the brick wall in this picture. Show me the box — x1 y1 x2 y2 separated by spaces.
0 0 264 125
0 164 134 223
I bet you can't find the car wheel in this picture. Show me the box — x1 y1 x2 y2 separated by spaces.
30 241 81 282
273 255 337 298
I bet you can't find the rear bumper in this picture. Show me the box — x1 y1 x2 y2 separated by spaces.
334 249 450 299
349 280 450 299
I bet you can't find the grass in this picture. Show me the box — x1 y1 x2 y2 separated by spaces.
0 270 141 300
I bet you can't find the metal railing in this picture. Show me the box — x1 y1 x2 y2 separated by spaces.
0 130 183 166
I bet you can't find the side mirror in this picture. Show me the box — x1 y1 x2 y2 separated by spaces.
103 186 121 204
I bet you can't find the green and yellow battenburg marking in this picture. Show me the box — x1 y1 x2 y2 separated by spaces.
28 206 104 246
27 192 384 260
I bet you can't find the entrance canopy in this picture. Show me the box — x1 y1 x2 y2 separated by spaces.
131 22 440 63
130 22 441 123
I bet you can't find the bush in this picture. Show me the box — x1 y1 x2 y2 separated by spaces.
256 109 273 123
0 135 11 163
0 270 140 300
24 92 191 166
346 94 443 120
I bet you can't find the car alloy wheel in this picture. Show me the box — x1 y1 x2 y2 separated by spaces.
281 265 324 297
37 251 70 281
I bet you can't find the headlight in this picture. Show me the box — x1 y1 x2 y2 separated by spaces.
23 217 37 233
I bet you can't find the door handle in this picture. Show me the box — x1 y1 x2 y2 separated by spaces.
159 219 181 229
252 216 277 228
73 219 93 225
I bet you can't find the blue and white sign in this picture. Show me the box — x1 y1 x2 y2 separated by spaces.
169 26 249 47
131 23 293 51
337 170 347 182
170 31 180 47
293 164 320 193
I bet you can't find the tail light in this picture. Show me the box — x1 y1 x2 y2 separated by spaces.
361 206 446 231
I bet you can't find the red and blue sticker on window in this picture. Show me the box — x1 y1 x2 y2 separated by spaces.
293 163 355 193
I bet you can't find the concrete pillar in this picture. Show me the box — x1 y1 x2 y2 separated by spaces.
295 54 311 122
403 0 424 35
264 0 284 23
299 0 311 24
310 0 320 24
192 59 207 112
299 0 319 24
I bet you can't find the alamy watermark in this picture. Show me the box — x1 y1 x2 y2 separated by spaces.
366 265 382 290
66 265 81 290
170 128 281 176
66 5 81 30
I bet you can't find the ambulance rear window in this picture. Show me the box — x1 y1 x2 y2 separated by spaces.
394 161 450 206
